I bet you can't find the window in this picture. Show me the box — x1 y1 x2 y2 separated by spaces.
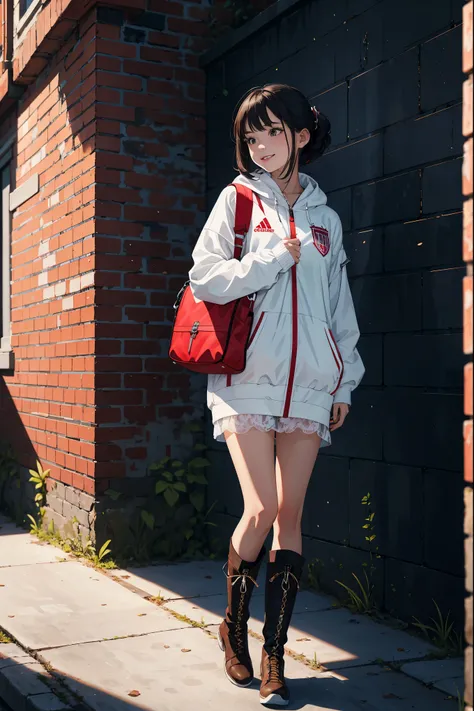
20 0 35 15
0 159 12 370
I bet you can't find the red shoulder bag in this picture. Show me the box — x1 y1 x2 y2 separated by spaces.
168 184 257 374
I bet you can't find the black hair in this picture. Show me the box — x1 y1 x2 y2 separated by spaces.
233 83 331 180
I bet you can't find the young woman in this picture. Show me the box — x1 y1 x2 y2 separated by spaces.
188 84 364 707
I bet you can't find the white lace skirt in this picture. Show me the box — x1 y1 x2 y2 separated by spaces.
213 413 331 447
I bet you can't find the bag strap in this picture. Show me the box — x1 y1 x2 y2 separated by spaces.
230 183 255 259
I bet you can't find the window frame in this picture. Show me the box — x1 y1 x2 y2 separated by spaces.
0 155 13 371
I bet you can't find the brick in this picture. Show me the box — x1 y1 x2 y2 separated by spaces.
349 49 419 137
140 46 181 64
328 388 384 460
466 363 474 417
385 557 464 635
167 17 207 35
384 104 463 174
125 447 148 459
464 1 473 74
464 199 473 263
124 27 146 43
353 171 420 228
383 391 463 472
96 38 137 58
349 460 423 563
350 273 422 333
424 467 465 576
420 26 463 111
465 276 473 354
386 333 463 388
464 76 473 138
311 134 382 193
96 7 124 25
423 159 463 214
423 268 464 330
332 6 383 81
97 70 142 91
464 138 473 196
466 420 473 483
325 188 351 231
130 11 166 30
344 229 383 278
382 0 450 59
465 594 473 647
385 213 462 271
467 541 474 596
348 334 380 386
466 487 474 537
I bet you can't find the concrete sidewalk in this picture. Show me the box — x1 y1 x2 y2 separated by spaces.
0 513 464 711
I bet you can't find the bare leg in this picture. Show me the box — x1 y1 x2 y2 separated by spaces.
224 428 278 562
271 428 321 554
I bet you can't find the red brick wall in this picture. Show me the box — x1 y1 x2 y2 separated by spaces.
1 0 279 537
3 8 98 501
463 2 473 709
90 4 210 491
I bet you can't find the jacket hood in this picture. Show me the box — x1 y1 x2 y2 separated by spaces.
233 169 327 211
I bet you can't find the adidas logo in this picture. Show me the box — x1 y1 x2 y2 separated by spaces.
254 218 273 233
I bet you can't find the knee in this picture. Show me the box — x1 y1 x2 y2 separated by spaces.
275 501 302 529
243 501 278 533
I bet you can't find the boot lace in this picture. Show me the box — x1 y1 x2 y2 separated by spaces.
267 653 284 683
269 566 300 659
222 563 259 656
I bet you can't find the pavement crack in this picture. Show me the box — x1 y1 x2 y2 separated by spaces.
34 625 207 652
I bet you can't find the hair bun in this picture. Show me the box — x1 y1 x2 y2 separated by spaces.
305 110 331 164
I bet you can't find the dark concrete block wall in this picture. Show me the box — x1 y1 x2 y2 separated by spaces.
202 0 465 629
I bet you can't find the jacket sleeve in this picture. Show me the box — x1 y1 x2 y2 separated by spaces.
328 214 365 405
188 186 295 305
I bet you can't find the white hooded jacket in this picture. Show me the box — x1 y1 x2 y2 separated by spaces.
188 170 365 430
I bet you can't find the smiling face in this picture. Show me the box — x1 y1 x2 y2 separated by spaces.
244 110 291 175
234 84 317 180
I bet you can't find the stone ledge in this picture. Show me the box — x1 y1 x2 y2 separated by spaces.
0 350 14 371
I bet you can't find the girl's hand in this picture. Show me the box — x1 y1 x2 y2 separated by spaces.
283 238 301 264
330 403 349 431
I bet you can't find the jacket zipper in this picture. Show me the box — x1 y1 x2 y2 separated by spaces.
282 207 298 418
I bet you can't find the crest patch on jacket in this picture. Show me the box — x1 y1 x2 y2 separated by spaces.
311 226 330 256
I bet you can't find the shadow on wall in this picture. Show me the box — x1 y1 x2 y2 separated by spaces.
0 378 38 524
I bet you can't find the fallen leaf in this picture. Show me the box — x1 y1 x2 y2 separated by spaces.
138 613 147 617
396 647 406 652
101 604 107 607
164 645 170 649
296 637 311 642
383 693 402 699
8 615 14 618
181 648 191 653
121 575 131 579
128 690 141 697
0 584 5 587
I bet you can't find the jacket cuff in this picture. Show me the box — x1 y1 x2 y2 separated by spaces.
271 240 295 272
333 384 352 406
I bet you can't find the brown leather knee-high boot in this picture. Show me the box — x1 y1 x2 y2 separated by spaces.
217 538 266 687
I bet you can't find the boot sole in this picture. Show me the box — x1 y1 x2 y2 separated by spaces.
259 692 289 706
217 628 253 688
